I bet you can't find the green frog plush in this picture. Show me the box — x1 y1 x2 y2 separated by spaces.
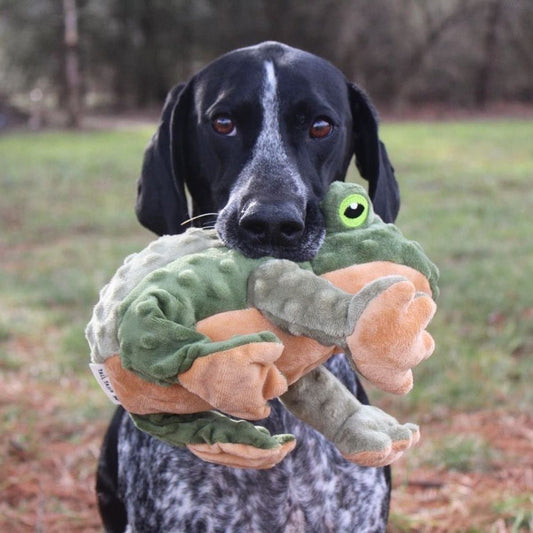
86 182 438 469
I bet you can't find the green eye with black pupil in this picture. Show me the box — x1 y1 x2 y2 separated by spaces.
338 193 369 228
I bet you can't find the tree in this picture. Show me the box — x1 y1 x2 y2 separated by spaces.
63 0 82 126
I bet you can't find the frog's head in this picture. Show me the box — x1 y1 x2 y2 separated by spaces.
320 181 377 234
312 182 439 296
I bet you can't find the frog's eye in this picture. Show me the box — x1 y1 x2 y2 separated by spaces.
338 193 369 228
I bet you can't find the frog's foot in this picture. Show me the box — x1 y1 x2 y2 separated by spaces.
179 340 288 420
335 405 420 467
188 436 296 469
131 411 296 469
346 278 436 394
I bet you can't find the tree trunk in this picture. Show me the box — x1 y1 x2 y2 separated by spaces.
63 0 81 127
473 0 502 108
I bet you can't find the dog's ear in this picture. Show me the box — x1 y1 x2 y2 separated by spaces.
136 83 192 235
348 83 400 223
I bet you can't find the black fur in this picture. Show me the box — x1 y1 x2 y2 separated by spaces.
98 42 400 532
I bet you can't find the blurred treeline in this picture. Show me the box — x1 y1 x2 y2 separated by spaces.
1 0 532 126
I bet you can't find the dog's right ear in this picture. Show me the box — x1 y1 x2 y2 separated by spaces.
136 83 192 236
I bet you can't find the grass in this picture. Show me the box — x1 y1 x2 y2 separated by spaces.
0 119 532 531
0 128 156 381
372 120 533 415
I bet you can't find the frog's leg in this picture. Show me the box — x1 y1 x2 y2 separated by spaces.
131 412 296 469
249 259 436 395
280 366 419 467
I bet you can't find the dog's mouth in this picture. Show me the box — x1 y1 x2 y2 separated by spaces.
226 235 324 262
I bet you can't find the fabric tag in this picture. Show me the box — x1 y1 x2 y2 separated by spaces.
90 363 122 405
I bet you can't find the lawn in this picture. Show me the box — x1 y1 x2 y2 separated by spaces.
1 119 532 531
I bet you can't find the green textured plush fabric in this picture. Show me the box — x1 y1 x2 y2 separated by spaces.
131 412 294 449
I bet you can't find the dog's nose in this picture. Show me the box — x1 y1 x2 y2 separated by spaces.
239 202 305 248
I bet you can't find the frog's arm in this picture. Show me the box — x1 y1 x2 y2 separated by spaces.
248 259 406 346
281 366 419 467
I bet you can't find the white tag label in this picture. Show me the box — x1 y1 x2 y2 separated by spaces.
90 363 122 405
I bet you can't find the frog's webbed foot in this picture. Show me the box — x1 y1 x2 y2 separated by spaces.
281 366 420 467
344 277 436 394
131 411 296 469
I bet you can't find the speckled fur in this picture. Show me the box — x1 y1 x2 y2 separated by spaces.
117 354 389 533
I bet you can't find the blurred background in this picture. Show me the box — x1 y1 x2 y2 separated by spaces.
1 0 533 129
1 1 532 532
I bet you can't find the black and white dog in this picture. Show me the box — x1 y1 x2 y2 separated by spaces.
97 42 400 532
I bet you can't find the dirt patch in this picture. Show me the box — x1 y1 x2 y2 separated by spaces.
0 375 105 532
389 411 533 532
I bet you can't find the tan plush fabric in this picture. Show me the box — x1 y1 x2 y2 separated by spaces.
197 309 336 385
187 440 297 469
322 261 432 296
346 280 436 394
105 354 212 415
178 342 287 420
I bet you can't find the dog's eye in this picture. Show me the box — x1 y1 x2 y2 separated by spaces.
212 115 236 136
338 193 369 228
310 117 333 139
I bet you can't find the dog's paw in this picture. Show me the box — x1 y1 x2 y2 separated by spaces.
187 436 296 469
336 405 420 467
346 279 436 394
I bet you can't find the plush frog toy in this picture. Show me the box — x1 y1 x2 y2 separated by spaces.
86 182 438 469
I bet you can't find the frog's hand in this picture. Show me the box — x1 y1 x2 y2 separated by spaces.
131 412 296 469
178 340 288 420
344 278 436 395
119 289 287 420
281 366 420 467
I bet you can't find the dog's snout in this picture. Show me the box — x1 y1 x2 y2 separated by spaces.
239 202 305 247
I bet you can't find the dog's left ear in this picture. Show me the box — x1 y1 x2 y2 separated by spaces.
348 83 400 223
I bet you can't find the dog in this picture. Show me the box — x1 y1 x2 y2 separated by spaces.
96 41 400 532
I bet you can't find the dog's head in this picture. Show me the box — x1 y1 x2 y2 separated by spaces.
136 41 399 262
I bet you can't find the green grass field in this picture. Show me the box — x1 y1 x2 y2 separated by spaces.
1 120 532 531
380 121 533 414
